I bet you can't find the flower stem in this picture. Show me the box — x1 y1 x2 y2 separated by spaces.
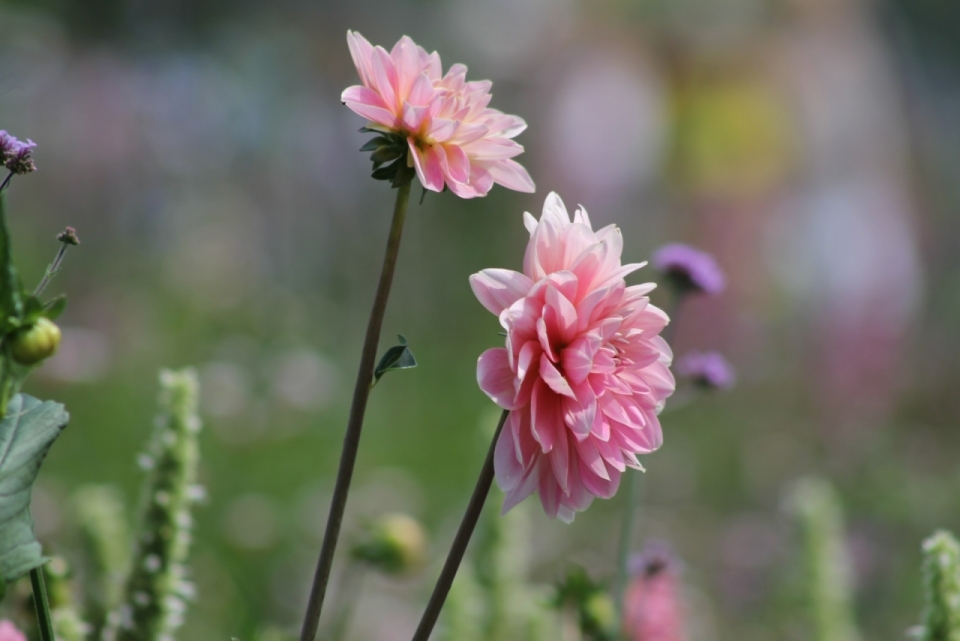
34 243 69 297
410 409 509 641
613 291 686 639
300 173 413 641
30 567 56 641
0 172 12 193
613 470 639 639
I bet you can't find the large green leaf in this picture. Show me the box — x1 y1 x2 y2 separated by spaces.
0 394 69 581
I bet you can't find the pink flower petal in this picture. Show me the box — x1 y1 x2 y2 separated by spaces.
501 462 539 514
530 379 560 452
477 348 522 410
442 143 471 185
516 340 540 384
346 31 376 87
390 36 422 99
370 46 399 111
550 425 571 492
494 417 525 491
576 436 610 481
402 102 430 132
408 139 444 192
562 380 597 438
538 464 561 519
470 268 534 316
466 163 494 198
539 354 576 399
562 333 600 385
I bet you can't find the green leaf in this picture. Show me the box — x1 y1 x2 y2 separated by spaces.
373 334 417 384
371 160 400 181
41 296 66 321
0 195 23 329
359 137 390 152
0 394 69 581
371 145 402 165
21 295 46 326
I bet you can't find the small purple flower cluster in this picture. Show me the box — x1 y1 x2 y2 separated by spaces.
651 243 726 296
0 130 37 175
676 351 736 390
652 243 736 391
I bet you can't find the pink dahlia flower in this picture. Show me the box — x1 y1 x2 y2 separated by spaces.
0 621 26 641
471 193 674 522
341 31 535 198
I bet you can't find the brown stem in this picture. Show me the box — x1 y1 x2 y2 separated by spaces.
410 409 509 641
299 174 413 641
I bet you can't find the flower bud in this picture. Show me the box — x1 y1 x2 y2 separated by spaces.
352 513 426 575
9 317 61 365
582 592 615 637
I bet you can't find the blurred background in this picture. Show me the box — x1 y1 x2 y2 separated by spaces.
1 0 959 638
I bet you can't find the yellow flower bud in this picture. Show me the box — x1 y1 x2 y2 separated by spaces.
352 513 426 575
10 317 61 365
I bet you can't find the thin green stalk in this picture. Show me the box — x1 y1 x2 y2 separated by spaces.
30 567 56 641
613 471 638 639
34 245 67 298
411 410 509 641
0 347 19 417
300 170 413 641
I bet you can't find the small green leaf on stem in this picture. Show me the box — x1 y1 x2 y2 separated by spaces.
373 334 417 385
42 296 66 321
0 394 70 581
360 137 390 152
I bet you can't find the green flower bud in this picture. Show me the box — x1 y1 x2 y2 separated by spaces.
352 513 426 576
582 592 615 638
9 317 61 365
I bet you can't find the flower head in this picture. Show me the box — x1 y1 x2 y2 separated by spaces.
351 512 427 575
342 31 535 198
623 545 687 641
651 243 725 296
471 193 674 522
0 131 37 175
0 621 26 641
675 351 735 390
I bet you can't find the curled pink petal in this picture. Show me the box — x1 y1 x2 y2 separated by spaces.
478 348 522 410
472 193 675 522
469 268 534 316
408 139 444 192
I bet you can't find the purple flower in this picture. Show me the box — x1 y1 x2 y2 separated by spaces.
0 131 37 175
676 351 735 390
628 541 682 578
651 243 725 296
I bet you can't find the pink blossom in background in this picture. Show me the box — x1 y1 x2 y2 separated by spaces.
0 621 26 641
623 546 687 641
471 193 674 522
341 31 535 198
